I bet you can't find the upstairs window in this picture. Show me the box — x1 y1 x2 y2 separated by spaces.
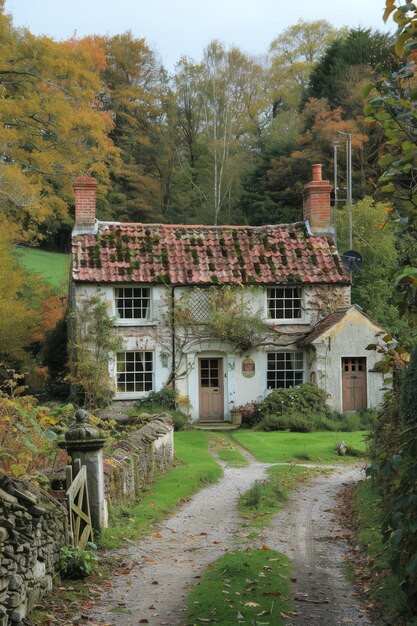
267 352 304 389
115 287 150 320
267 287 302 320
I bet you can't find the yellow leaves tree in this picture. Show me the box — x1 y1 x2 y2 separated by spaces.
0 4 119 242
0 218 37 364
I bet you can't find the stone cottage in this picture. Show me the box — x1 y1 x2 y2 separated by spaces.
69 165 386 421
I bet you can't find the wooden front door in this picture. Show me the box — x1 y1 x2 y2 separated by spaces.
342 357 367 411
199 358 224 421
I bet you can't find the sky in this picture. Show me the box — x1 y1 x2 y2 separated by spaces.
5 0 392 71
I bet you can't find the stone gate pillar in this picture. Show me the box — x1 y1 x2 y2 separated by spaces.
59 409 108 536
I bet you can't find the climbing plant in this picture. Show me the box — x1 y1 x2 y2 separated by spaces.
68 295 123 408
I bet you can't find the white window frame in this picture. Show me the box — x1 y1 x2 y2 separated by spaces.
266 287 303 323
266 351 304 389
116 350 154 397
114 286 152 325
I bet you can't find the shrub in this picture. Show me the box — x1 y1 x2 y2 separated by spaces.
256 413 313 432
136 386 177 411
59 544 97 579
401 345 417 424
134 387 191 431
0 394 58 478
257 384 331 423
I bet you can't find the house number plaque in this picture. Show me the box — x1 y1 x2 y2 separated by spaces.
242 358 255 378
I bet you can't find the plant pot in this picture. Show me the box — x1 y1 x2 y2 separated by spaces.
231 410 242 426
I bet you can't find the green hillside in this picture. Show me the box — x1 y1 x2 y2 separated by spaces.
16 247 70 291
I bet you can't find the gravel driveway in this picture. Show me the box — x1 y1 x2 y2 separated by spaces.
88 453 372 626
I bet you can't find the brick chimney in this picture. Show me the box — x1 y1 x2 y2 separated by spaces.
73 176 97 233
303 164 333 236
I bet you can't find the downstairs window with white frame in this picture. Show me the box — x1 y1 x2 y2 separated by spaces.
267 352 304 389
116 351 154 394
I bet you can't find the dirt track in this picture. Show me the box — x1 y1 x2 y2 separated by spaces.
262 465 371 626
88 455 372 626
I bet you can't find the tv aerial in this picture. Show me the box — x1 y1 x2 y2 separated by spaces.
341 250 363 272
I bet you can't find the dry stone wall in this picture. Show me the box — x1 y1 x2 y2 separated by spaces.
0 476 68 626
104 414 174 503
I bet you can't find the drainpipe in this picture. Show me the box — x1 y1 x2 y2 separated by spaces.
171 286 176 392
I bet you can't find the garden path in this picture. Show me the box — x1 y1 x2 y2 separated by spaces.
87 451 372 626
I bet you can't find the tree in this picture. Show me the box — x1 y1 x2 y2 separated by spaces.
269 19 339 109
171 41 269 225
0 5 118 242
102 32 168 223
0 219 37 365
336 197 409 341
308 28 395 112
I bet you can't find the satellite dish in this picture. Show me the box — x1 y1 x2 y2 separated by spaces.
341 250 363 272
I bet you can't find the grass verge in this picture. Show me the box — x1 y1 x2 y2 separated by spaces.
185 549 292 626
239 464 327 530
100 431 223 549
208 433 249 467
15 246 70 290
232 430 367 463
344 479 417 626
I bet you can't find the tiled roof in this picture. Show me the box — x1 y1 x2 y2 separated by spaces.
303 305 386 345
72 222 349 285
303 308 350 344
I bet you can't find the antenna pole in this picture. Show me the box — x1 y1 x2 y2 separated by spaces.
333 142 339 246
347 133 352 250
336 131 353 251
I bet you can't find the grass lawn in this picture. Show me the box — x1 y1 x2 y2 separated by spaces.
232 430 367 463
15 246 70 290
208 432 249 467
100 431 223 548
185 549 291 626
239 464 327 530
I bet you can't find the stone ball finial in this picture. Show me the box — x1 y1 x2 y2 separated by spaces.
75 409 89 424
65 409 102 443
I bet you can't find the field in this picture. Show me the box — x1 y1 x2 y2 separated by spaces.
15 246 70 290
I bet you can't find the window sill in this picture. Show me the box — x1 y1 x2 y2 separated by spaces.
266 318 308 325
115 391 152 400
114 319 157 327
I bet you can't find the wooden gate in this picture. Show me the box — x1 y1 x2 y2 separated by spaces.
66 459 93 548
342 357 367 411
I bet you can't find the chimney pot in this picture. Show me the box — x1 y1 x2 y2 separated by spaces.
312 163 322 182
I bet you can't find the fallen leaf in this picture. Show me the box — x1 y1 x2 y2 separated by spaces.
237 611 245 621
244 601 260 607
154 533 163 539
151 580 159 585
263 591 281 597
139 620 149 624
262 544 272 550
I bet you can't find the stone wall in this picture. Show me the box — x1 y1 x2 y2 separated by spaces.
0 476 68 626
104 414 174 503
